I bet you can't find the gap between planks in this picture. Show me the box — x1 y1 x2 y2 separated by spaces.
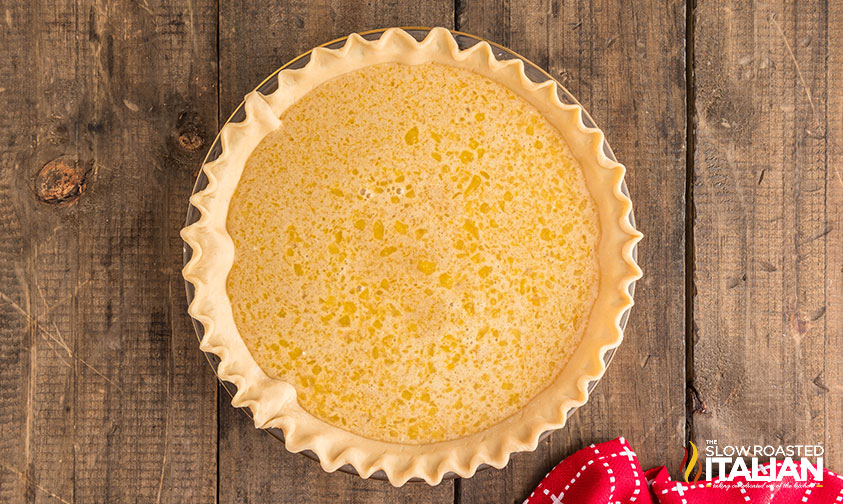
684 0 698 449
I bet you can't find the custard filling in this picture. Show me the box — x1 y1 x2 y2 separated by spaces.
226 62 600 443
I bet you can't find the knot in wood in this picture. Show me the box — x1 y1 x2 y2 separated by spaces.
34 156 91 205
177 128 203 152
176 112 204 152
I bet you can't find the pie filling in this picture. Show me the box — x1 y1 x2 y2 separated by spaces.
226 62 600 444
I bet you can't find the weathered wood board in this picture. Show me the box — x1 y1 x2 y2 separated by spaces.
693 0 843 471
0 0 219 502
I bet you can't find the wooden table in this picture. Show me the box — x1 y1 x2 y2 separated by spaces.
1 0 840 502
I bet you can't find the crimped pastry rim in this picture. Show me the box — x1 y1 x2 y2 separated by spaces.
181 27 643 486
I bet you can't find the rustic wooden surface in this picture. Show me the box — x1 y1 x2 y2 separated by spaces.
0 1 218 503
692 0 843 471
0 0 839 503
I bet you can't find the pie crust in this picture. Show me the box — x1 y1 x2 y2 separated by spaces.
181 27 642 486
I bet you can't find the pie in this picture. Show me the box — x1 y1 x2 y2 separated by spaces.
182 27 642 485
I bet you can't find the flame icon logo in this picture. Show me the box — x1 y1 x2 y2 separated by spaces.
681 441 703 483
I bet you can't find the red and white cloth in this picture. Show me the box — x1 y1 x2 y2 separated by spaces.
525 438 843 504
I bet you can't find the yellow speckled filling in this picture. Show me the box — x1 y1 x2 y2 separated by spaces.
226 62 600 444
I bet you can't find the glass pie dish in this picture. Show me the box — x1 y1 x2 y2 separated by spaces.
182 27 640 483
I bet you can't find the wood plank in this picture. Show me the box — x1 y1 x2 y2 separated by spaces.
0 4 39 501
825 0 843 472
216 2 457 502
693 0 841 470
457 1 688 501
0 0 219 502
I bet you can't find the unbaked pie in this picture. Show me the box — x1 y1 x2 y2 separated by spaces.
182 27 641 485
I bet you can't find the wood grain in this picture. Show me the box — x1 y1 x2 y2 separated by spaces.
216 2 457 503
0 0 219 502
457 1 688 502
825 0 843 474
693 0 842 470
